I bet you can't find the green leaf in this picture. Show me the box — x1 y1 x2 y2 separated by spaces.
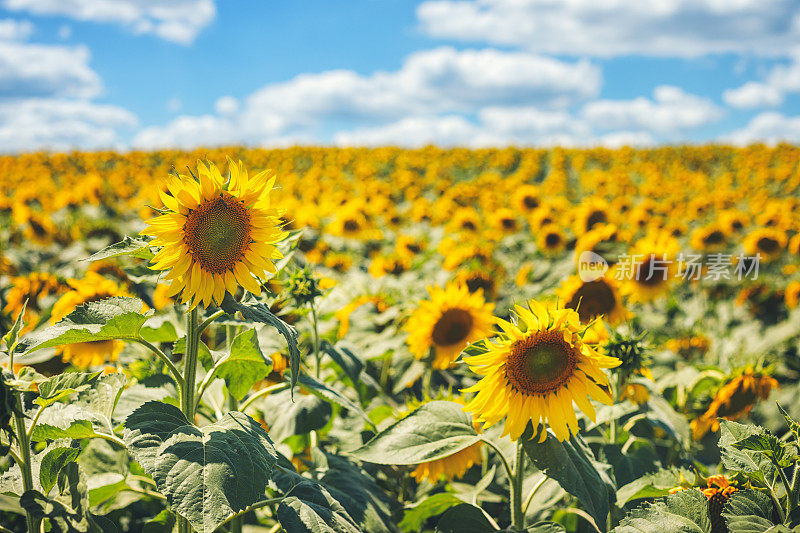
39 447 81 495
777 403 800 444
277 481 361 533
2 297 27 351
435 503 495 533
20 462 115 533
22 297 151 355
31 420 100 442
206 328 272 401
260 389 332 442
83 235 155 262
220 294 301 396
87 473 128 508
732 433 792 467
140 317 179 343
36 371 103 408
142 509 177 533
297 373 372 426
350 401 481 465
123 401 278 533
723 490 776 533
320 340 365 387
400 493 463 531
616 468 687 505
613 489 711 532
521 427 613 531
719 420 779 489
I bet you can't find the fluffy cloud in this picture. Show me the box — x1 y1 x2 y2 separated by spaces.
582 86 723 133
3 0 216 44
0 18 32 40
133 47 600 149
417 0 800 57
722 112 800 145
0 41 102 98
723 58 800 108
0 98 137 152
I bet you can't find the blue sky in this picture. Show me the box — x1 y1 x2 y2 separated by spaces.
0 0 799 151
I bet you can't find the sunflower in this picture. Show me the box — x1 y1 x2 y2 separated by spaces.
512 184 541 215
620 232 679 303
743 227 787 262
455 268 498 299
536 224 567 256
368 253 411 278
448 208 482 234
405 283 495 370
491 208 521 235
691 368 779 439
689 224 728 253
3 272 64 332
141 159 288 309
555 275 628 325
50 273 130 367
462 300 621 442
786 281 800 309
395 235 426 260
572 197 611 236
702 475 738 533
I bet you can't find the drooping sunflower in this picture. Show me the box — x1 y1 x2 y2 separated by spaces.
141 159 288 309
51 273 130 367
691 368 779 439
462 300 621 442
405 283 495 370
555 274 628 325
742 227 787 262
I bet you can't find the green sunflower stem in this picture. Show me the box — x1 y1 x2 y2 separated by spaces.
178 306 201 533
13 392 38 533
225 323 244 533
510 439 526 531
311 305 321 378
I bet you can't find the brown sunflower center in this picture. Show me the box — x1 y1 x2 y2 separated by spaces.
183 195 251 274
343 219 360 232
637 255 666 287
586 210 607 230
432 308 474 346
523 195 539 209
566 279 616 322
545 232 562 248
757 236 780 254
501 217 517 230
703 230 725 245
465 274 494 295
506 330 578 395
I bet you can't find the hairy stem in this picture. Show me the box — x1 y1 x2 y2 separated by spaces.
510 439 526 531
178 307 200 533
13 393 38 533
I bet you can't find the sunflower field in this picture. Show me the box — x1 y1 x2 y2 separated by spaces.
1 145 799 533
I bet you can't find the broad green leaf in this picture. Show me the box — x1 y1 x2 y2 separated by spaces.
22 297 151 355
20 462 116 533
719 420 779 489
206 328 272 401
434 503 495 533
613 489 711 532
642 394 691 447
35 371 102 408
400 493 463 531
260 389 332 442
123 401 278 533
31 420 100 442
601 443 660 489
616 468 687 505
298 373 372 426
83 236 155 262
723 490 776 533
732 433 792 467
39 447 81 495
521 427 613 531
87 473 128 507
221 294 301 395
140 317 179 343
277 482 361 533
350 401 481 465
320 340 365 387
777 404 800 444
142 509 177 533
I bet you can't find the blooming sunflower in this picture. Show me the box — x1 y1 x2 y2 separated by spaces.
51 273 130 367
572 197 611 236
462 300 621 442
556 274 628 325
689 224 728 253
620 232 679 303
743 227 787 262
3 272 64 333
405 283 495 370
691 368 779 439
786 281 800 309
536 224 567 256
511 184 541 215
141 159 287 309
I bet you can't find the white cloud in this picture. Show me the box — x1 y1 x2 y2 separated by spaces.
214 96 238 115
3 0 215 44
723 57 800 108
0 41 102 98
133 47 600 149
333 116 481 147
58 24 72 40
0 18 32 41
417 0 800 57
722 112 800 145
0 98 137 152
582 86 723 133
